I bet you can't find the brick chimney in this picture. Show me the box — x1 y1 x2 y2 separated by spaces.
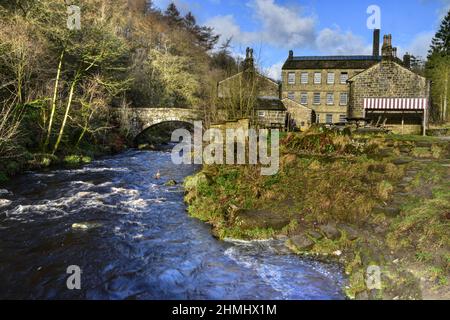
382 34 395 59
372 29 380 57
403 53 411 69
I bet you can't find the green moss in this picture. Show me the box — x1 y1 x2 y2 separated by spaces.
64 155 82 165
0 171 9 184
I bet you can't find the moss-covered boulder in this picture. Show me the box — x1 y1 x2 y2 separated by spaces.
235 209 291 230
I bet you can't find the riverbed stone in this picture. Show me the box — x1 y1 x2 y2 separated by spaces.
0 199 11 208
165 179 177 186
72 222 102 230
289 234 315 251
393 158 413 165
338 224 359 241
0 189 11 196
319 224 342 240
307 230 324 241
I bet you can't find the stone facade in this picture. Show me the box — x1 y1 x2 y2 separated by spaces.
348 59 428 119
281 98 313 131
281 68 366 124
281 52 382 124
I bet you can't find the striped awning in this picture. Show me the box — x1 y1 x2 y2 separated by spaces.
364 98 428 110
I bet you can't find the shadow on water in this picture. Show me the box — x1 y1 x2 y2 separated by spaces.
0 150 346 300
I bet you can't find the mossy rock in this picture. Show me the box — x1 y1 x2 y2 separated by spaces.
165 179 177 186
184 172 211 192
289 234 315 251
319 223 342 240
235 209 291 230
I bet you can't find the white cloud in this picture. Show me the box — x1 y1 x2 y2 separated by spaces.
265 61 284 80
316 27 372 55
206 0 372 56
205 15 258 45
206 0 316 49
249 0 316 48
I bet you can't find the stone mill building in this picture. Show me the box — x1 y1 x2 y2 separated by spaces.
282 29 430 134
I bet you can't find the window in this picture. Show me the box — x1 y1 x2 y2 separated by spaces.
316 114 320 123
300 93 308 105
258 111 265 117
313 93 321 105
314 72 322 84
287 92 295 100
301 72 309 84
339 115 347 123
326 93 334 105
326 114 333 124
340 72 348 84
288 72 296 84
327 72 335 84
340 93 348 105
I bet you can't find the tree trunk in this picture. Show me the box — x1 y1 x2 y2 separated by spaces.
52 72 79 155
44 49 65 151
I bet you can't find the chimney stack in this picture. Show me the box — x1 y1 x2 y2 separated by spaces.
382 34 395 59
372 29 380 57
403 53 411 69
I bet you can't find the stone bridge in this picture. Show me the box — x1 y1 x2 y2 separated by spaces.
112 107 204 139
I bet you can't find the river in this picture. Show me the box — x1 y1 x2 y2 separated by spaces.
0 149 345 299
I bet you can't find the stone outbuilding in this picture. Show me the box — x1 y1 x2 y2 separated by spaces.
282 98 313 131
348 35 430 134
255 97 287 129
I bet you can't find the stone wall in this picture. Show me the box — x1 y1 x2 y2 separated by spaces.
210 118 250 137
348 60 428 119
282 98 313 131
256 110 286 128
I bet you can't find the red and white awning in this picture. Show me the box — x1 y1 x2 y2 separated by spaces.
364 98 428 110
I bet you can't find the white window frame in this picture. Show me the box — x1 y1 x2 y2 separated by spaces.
326 93 334 105
327 72 335 84
258 111 266 117
301 72 309 84
287 92 295 100
340 93 348 106
340 72 348 84
339 115 347 123
288 72 296 84
313 93 321 105
326 114 333 124
314 72 322 84
300 93 308 105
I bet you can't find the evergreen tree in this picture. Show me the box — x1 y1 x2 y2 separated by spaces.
165 2 182 25
428 10 450 58
426 10 450 123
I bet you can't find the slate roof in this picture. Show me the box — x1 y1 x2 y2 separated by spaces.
255 97 287 111
282 55 382 70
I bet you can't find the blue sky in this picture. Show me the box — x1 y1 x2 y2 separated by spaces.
152 0 450 79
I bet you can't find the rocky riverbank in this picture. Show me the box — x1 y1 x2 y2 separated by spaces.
183 128 450 300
